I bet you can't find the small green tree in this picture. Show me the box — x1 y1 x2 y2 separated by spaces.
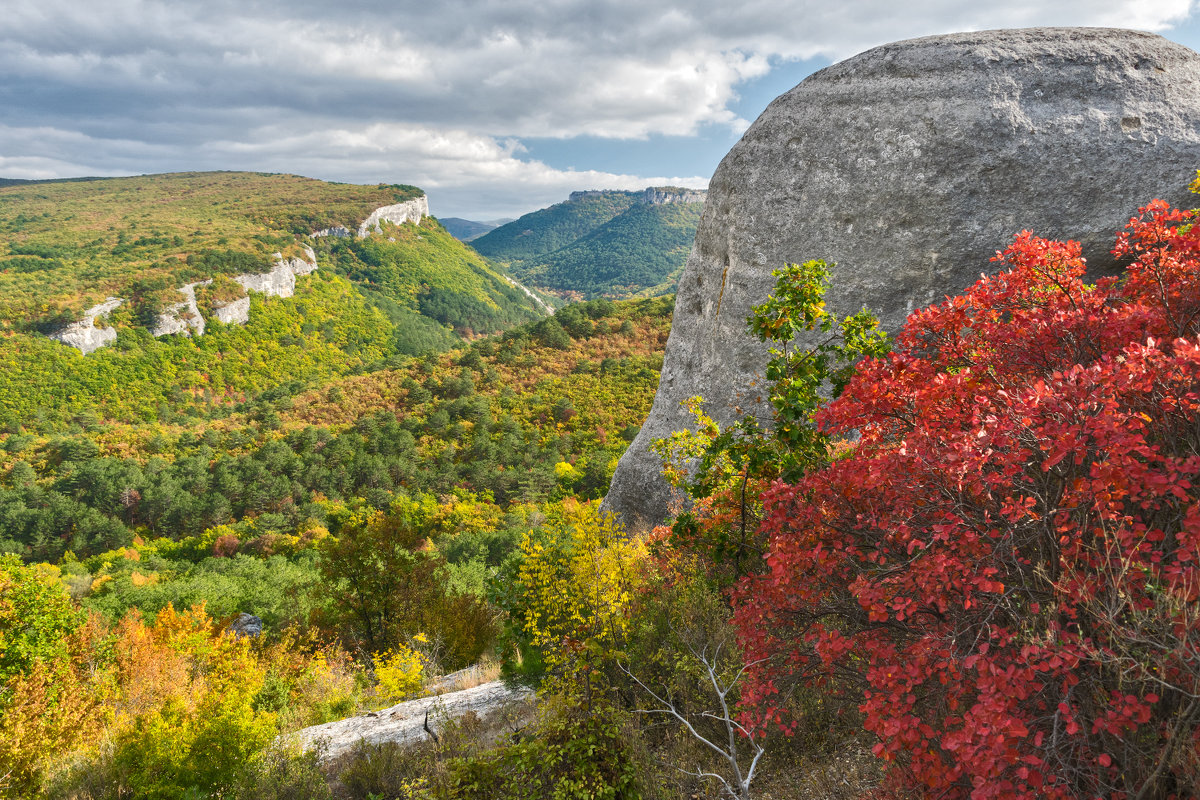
653 260 888 583
0 556 81 689
318 510 443 655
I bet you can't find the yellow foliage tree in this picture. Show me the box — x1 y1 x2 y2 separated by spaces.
104 604 278 799
373 633 429 704
515 502 648 704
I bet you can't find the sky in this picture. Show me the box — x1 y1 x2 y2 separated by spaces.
2 1 1200 219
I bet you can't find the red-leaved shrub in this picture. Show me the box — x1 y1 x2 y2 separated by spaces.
734 200 1200 799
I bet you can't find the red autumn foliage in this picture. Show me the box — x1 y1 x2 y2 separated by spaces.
733 200 1200 799
212 534 240 558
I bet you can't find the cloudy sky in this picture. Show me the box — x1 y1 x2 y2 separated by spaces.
3 1 1199 219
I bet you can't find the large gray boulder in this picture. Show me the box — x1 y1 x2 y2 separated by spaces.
604 27 1200 530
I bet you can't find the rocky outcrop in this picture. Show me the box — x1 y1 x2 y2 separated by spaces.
234 247 318 299
226 613 262 639
49 298 123 354
151 282 206 338
311 225 352 238
292 680 532 762
212 296 250 325
604 27 1200 529
642 187 707 205
357 196 430 237
50 247 321 349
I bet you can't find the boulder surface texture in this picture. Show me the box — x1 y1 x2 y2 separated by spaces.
604 27 1200 529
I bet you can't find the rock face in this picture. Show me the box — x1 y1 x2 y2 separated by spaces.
50 248 322 350
151 282 206 338
49 298 123 354
292 680 532 762
226 613 263 639
604 27 1200 530
642 187 707 205
234 247 318 299
357 196 430 237
212 296 251 325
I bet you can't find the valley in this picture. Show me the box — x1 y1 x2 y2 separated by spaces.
3 24 1200 800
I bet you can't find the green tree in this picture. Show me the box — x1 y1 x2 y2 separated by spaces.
0 556 81 688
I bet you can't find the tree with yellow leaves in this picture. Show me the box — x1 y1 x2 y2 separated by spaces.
510 502 648 707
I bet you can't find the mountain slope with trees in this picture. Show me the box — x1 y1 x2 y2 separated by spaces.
0 172 543 432
470 190 641 263
511 201 702 298
471 188 703 300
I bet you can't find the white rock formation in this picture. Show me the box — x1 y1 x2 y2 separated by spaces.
291 680 532 762
49 297 123 354
357 196 430 237
642 187 707 205
312 225 352 238
151 282 207 338
49 245 322 351
234 247 318 299
212 296 251 325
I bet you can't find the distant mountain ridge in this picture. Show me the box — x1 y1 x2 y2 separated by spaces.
471 186 706 299
439 217 511 242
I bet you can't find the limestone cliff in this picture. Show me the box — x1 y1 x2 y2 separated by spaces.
234 247 318 300
212 296 251 326
357 196 430 237
150 282 207 338
50 247 322 349
48 298 123 355
642 187 707 205
604 27 1200 529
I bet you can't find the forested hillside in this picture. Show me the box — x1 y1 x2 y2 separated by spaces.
509 201 702 298
0 172 543 432
0 297 669 563
471 189 702 300
0 172 419 325
470 190 640 263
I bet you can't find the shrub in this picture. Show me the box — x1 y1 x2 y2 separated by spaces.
0 554 81 686
507 502 649 699
447 702 645 800
734 201 1200 798
375 637 429 703
234 742 333 800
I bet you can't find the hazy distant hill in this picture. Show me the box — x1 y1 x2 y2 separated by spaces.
472 188 704 300
471 190 641 263
439 217 508 242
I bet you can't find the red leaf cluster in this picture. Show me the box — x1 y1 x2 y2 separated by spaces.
733 200 1200 798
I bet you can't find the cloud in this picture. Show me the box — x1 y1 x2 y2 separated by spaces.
0 120 708 218
0 0 1195 215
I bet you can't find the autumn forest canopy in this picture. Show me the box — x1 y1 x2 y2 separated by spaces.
0 169 1197 800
